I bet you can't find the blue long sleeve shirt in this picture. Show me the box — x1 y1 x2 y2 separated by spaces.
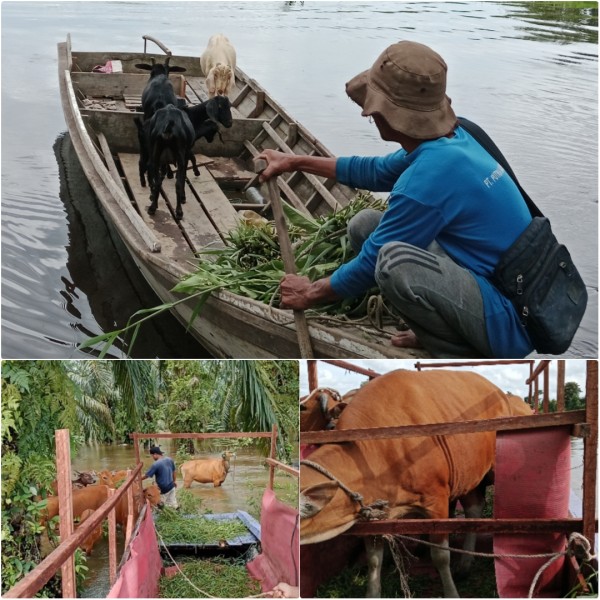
145 457 176 494
330 125 533 358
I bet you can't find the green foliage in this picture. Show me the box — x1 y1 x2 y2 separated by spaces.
564 381 585 410
176 489 204 514
158 557 261 598
174 193 387 316
1 361 80 596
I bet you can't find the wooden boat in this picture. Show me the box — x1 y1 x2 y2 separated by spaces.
58 34 428 358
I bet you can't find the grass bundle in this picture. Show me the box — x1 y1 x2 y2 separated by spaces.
155 509 249 544
158 557 261 598
173 192 387 315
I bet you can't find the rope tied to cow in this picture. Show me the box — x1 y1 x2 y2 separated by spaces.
383 530 596 599
300 460 389 520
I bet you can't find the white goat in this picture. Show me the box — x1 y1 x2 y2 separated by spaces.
200 34 237 98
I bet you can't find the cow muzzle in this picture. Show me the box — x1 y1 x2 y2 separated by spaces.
301 459 390 521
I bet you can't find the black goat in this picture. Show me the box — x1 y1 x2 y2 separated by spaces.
135 57 188 188
183 95 233 143
137 105 200 221
134 57 186 120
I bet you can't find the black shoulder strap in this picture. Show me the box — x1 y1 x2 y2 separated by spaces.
458 117 544 218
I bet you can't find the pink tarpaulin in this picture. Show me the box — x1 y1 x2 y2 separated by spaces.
494 427 571 598
247 488 299 592
107 503 163 598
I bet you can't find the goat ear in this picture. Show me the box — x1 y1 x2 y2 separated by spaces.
169 66 187 73
135 63 152 71
206 99 219 121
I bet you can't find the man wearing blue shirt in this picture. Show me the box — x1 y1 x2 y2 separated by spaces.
257 41 533 358
142 446 178 509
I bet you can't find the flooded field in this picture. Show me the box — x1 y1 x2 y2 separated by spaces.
71 441 298 597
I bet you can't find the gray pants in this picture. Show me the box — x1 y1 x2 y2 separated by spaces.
348 209 493 358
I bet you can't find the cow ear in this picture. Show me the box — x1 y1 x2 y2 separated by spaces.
328 401 348 420
300 482 338 518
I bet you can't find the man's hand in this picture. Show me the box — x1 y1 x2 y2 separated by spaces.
280 274 314 310
256 149 293 182
266 582 299 598
280 275 340 310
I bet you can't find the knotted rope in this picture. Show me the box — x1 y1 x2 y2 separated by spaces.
300 460 389 520
383 530 596 598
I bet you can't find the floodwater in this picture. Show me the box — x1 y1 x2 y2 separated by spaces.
71 441 297 597
1 1 597 358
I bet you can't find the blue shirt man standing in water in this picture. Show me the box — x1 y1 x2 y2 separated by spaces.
142 446 178 509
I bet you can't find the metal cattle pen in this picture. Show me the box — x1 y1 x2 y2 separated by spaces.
4 429 143 599
4 425 293 599
302 359 598 594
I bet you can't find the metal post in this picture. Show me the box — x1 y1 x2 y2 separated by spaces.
307 360 319 392
268 424 278 491
557 361 566 411
108 488 117 585
583 360 598 553
56 430 76 598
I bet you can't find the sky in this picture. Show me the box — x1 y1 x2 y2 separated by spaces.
299 359 590 401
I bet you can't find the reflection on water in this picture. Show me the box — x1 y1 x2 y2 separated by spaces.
503 2 598 45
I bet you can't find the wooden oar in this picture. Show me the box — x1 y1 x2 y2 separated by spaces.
254 159 314 358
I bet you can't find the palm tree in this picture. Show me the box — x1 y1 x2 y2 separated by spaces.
210 360 298 456
64 360 161 442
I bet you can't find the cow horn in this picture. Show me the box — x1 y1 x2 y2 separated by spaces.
318 392 329 415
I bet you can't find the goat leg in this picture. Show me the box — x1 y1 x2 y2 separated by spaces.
174 160 186 220
147 164 160 215
189 152 200 177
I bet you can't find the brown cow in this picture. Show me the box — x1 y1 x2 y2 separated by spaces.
300 387 364 597
42 483 162 528
300 370 533 598
300 388 343 432
50 471 97 495
76 509 103 555
96 469 130 488
180 451 236 488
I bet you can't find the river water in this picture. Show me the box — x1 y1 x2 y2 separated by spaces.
1 1 597 358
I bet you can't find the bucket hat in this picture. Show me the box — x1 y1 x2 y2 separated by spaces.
149 446 163 455
345 41 457 140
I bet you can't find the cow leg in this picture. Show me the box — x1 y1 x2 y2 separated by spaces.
453 487 486 579
364 536 384 598
430 534 459 598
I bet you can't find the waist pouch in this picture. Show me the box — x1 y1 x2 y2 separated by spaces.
494 217 587 354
